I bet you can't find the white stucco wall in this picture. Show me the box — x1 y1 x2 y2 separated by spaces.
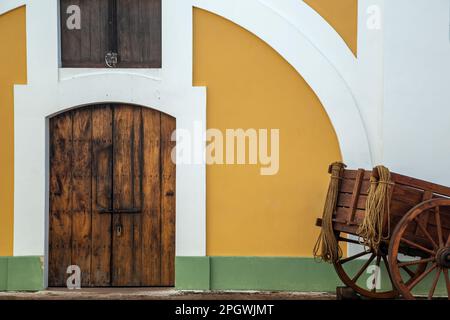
356 0 385 165
4 0 374 260
2 0 449 261
11 0 207 258
383 0 450 185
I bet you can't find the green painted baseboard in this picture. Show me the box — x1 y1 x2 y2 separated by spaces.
175 256 210 290
0 256 44 291
0 255 445 295
175 256 344 292
210 257 340 291
176 256 447 296
0 258 7 290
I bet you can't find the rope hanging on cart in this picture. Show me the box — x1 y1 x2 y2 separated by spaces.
358 165 394 252
313 162 346 263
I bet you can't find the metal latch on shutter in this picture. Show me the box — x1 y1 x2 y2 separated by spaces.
105 51 119 68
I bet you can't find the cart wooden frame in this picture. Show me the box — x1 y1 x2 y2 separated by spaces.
316 164 450 299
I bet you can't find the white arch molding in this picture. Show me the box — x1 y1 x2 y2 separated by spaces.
3 0 372 267
0 0 26 16
192 0 372 168
11 0 207 271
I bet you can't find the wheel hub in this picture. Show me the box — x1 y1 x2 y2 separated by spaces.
436 247 450 268
378 242 389 256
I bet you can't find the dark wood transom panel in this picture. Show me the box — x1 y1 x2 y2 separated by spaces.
49 104 175 287
60 0 162 68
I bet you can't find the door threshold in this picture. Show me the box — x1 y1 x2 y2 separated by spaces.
1 289 336 300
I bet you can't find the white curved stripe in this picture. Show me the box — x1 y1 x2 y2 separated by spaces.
262 0 358 90
0 0 27 16
193 0 372 167
8 0 373 260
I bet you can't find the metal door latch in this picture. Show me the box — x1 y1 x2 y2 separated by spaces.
116 224 123 237
105 52 119 68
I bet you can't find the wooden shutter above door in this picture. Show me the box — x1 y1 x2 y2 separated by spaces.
60 0 110 68
117 0 162 68
60 0 162 68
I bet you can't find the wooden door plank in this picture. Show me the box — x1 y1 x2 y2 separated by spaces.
79 0 92 62
131 107 144 285
60 0 109 67
117 0 162 67
160 113 176 286
141 108 162 285
70 108 92 286
112 105 140 286
60 0 82 65
90 0 110 63
145 0 162 67
116 0 133 62
91 105 113 286
50 104 176 288
49 112 73 287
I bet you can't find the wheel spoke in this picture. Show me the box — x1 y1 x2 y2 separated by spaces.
352 254 375 282
338 236 362 246
407 263 437 290
398 257 435 268
340 250 371 264
371 255 382 292
414 217 438 249
401 237 436 256
446 234 450 247
401 264 416 278
435 206 444 247
444 269 450 299
428 268 441 300
382 255 395 291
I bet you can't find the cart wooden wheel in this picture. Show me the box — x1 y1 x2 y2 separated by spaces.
333 231 426 299
389 199 450 300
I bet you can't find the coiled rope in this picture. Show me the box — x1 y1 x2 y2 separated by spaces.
314 163 394 263
313 162 346 263
358 165 394 252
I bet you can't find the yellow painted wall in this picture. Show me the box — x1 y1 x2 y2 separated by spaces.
0 7 27 256
0 5 354 257
304 0 358 55
193 9 342 257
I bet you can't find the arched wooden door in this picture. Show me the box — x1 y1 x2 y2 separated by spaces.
48 104 175 287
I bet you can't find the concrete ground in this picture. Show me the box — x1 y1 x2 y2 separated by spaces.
0 288 336 300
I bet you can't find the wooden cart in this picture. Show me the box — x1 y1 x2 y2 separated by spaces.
315 163 450 299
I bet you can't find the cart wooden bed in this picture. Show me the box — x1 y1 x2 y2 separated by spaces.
315 163 450 299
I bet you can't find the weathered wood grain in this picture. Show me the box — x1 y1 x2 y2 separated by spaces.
61 0 162 68
91 105 113 286
117 0 162 67
49 112 73 287
141 108 162 285
50 104 175 287
160 113 176 286
71 108 92 286
60 0 109 67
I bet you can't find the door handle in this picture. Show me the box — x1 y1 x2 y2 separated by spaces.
165 190 175 197
105 51 119 68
